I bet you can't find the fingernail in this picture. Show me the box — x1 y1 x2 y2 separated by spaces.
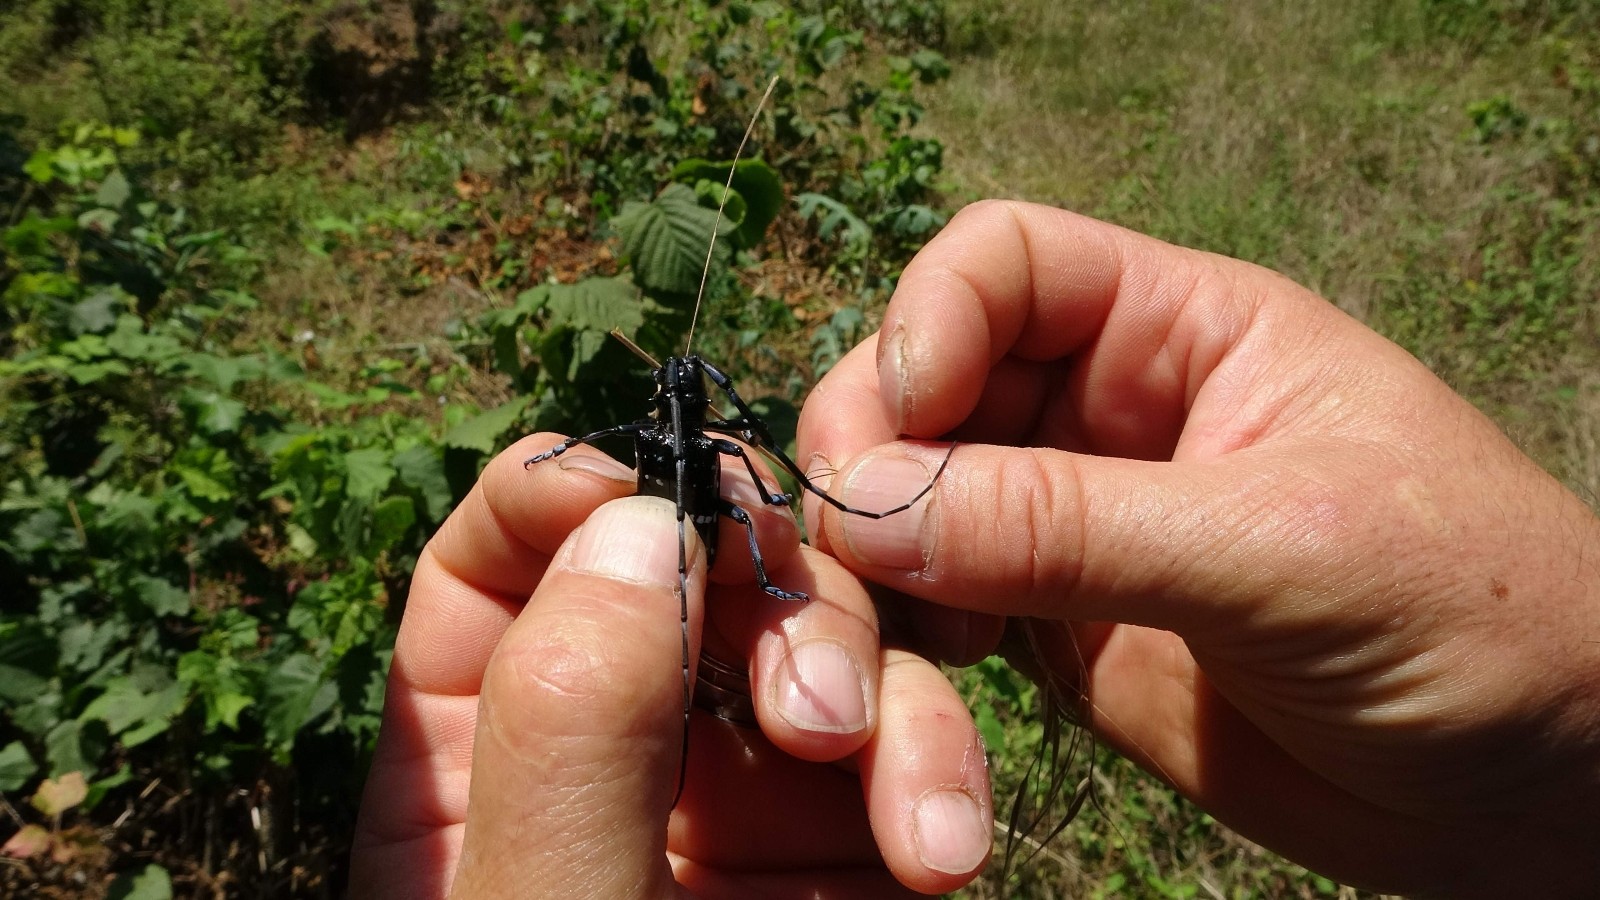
913 788 990 875
564 498 692 587
775 640 867 733
557 453 635 484
806 453 834 495
880 324 910 433
839 454 935 571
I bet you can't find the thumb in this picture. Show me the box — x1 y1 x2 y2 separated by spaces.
815 441 1350 638
451 496 702 900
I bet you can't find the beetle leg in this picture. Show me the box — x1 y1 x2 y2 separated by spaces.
710 437 792 505
720 500 808 602
521 422 650 467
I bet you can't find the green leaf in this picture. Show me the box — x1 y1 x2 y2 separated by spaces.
392 444 452 522
43 720 90 779
796 193 871 250
974 703 1005 751
0 742 38 792
443 396 533 453
263 654 337 753
131 576 190 616
542 276 645 335
81 676 184 745
95 169 132 207
0 626 55 703
70 288 129 335
343 447 396 502
368 495 417 554
193 391 247 435
692 179 748 233
107 863 173 900
614 184 727 296
77 208 120 234
23 149 55 183
671 158 784 249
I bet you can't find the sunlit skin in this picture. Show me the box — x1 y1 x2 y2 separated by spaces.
349 434 994 899
798 200 1600 898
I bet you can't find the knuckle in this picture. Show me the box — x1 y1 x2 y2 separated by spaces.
484 613 670 758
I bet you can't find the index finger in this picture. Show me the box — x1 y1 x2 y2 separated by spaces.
877 200 1282 457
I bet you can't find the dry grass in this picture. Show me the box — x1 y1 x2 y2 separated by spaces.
927 0 1599 499
927 2 1598 896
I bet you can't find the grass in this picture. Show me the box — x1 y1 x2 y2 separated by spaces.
928 1 1599 895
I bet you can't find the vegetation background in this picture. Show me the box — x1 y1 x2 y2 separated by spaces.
1 0 1594 898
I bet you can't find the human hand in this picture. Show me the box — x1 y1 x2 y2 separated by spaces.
349 436 992 899
797 201 1600 897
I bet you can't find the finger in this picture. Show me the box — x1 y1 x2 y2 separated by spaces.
875 593 1005 668
450 496 701 899
709 445 803 587
812 440 1359 636
669 713 881 868
671 858 920 900
352 434 639 897
704 546 881 763
432 432 638 608
878 200 1270 457
860 649 993 893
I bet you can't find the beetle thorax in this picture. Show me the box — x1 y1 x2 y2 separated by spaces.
652 356 710 427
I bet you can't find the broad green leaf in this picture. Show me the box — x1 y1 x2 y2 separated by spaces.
392 445 452 522
70 288 128 335
80 675 184 744
672 158 784 249
973 703 1005 751
368 494 417 554
443 396 532 453
171 462 230 503
889 204 946 238
130 576 190 616
263 654 336 753
0 626 55 703
64 360 133 384
692 179 748 234
77 208 120 233
0 742 38 792
343 447 396 502
107 863 173 900
96 169 132 207
194 392 247 435
183 353 260 392
796 193 871 250
614 184 727 296
542 276 645 335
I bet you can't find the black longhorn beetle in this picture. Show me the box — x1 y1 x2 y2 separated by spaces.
521 77 953 800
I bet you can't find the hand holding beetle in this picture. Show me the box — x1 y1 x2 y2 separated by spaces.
351 440 992 898
799 201 1600 898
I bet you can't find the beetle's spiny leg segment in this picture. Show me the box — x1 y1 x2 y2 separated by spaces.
523 423 651 469
721 500 809 602
701 357 957 518
711 437 793 506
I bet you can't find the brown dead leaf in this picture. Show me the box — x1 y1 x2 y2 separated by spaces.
31 771 88 818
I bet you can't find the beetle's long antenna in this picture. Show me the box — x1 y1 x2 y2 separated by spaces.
685 74 780 356
610 328 660 368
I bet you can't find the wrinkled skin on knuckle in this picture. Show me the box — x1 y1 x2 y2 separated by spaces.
934 448 1086 616
483 605 676 761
